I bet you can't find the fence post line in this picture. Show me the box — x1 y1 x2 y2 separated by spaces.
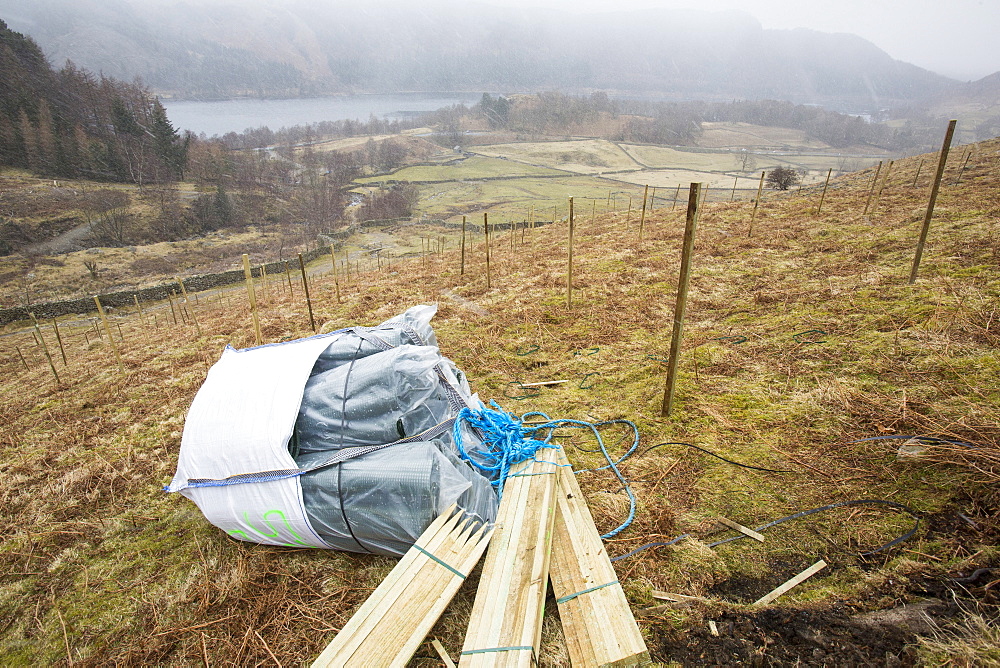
242 254 263 346
30 312 60 384
817 168 833 215
52 316 67 366
909 119 958 284
93 295 124 373
298 253 316 333
285 260 294 295
672 183 680 210
661 183 702 417
731 176 738 202
567 196 575 309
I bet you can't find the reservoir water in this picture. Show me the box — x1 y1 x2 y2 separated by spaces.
161 93 482 137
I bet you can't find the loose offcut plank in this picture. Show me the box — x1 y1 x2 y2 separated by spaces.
549 447 650 667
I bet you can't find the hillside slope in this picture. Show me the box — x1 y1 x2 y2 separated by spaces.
0 138 997 664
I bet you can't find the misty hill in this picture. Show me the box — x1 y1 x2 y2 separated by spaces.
1 0 956 109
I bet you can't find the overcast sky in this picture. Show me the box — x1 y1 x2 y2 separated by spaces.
487 0 998 80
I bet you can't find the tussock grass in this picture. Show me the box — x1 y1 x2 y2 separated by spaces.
1 137 998 664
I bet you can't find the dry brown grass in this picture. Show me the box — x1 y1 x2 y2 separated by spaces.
1 137 998 665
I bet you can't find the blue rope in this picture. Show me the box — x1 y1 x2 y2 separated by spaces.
453 404 638 539
451 401 560 500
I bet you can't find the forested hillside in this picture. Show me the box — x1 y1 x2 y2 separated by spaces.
0 19 188 184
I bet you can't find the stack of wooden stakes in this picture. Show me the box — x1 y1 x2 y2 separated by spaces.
312 445 649 667
312 506 492 667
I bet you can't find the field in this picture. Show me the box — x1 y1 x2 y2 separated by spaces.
1 137 998 665
356 155 568 183
697 122 833 150
354 133 892 225
472 139 642 174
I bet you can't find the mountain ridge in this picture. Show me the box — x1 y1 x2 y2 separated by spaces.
1 0 962 109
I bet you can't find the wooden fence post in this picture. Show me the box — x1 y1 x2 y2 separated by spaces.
299 253 316 332
133 294 145 324
661 183 701 417
175 276 201 336
52 316 67 366
731 176 738 202
484 213 492 290
954 149 972 185
912 158 925 187
30 312 60 384
460 215 467 276
871 159 894 214
863 161 883 214
749 171 765 237
93 295 124 372
909 120 958 284
16 346 29 371
638 184 649 243
816 168 833 215
567 196 575 309
242 254 263 346
329 246 341 303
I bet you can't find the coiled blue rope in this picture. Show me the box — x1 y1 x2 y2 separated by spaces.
452 402 638 540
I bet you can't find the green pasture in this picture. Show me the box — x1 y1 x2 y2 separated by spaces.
471 139 641 174
356 155 567 184
413 175 649 223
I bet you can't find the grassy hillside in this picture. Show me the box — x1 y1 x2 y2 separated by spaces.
1 137 998 664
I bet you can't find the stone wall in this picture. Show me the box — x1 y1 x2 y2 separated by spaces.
0 216 551 327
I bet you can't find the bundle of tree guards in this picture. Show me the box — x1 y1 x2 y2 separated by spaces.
313 424 649 667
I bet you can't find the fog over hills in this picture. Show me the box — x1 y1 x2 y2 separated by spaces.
0 0 964 109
